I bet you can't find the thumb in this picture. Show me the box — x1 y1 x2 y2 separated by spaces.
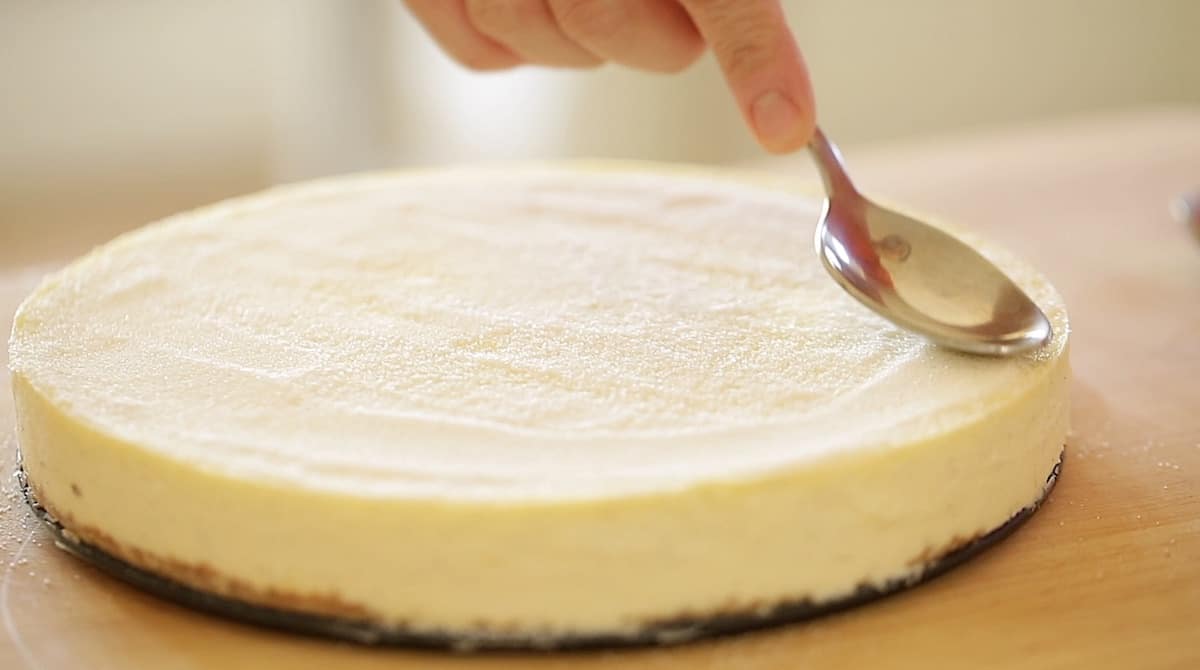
679 0 815 154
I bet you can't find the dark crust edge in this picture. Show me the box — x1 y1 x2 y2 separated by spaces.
17 451 1062 652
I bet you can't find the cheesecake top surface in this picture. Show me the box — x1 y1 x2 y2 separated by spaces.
9 167 1068 500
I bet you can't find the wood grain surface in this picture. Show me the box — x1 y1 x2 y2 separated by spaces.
2 109 1197 669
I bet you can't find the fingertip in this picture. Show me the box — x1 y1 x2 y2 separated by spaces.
749 88 815 153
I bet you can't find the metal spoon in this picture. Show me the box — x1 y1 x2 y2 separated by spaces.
808 127 1052 356
1169 191 1200 244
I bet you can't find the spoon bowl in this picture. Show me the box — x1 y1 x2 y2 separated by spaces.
809 128 1052 356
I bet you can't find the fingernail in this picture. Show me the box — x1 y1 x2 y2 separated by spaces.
750 90 802 152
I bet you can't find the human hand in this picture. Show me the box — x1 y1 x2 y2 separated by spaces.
403 0 815 153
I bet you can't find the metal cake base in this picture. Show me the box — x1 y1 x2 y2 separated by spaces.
17 453 1062 651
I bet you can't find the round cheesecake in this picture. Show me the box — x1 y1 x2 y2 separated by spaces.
9 166 1069 647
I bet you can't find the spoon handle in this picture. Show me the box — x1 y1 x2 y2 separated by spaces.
808 127 860 199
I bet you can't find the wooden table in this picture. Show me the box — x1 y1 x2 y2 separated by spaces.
2 108 1198 669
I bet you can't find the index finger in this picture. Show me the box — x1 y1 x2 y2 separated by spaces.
678 0 815 153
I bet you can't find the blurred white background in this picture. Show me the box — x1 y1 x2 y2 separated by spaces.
2 0 1198 254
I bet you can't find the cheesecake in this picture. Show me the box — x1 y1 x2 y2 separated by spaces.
9 166 1070 647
